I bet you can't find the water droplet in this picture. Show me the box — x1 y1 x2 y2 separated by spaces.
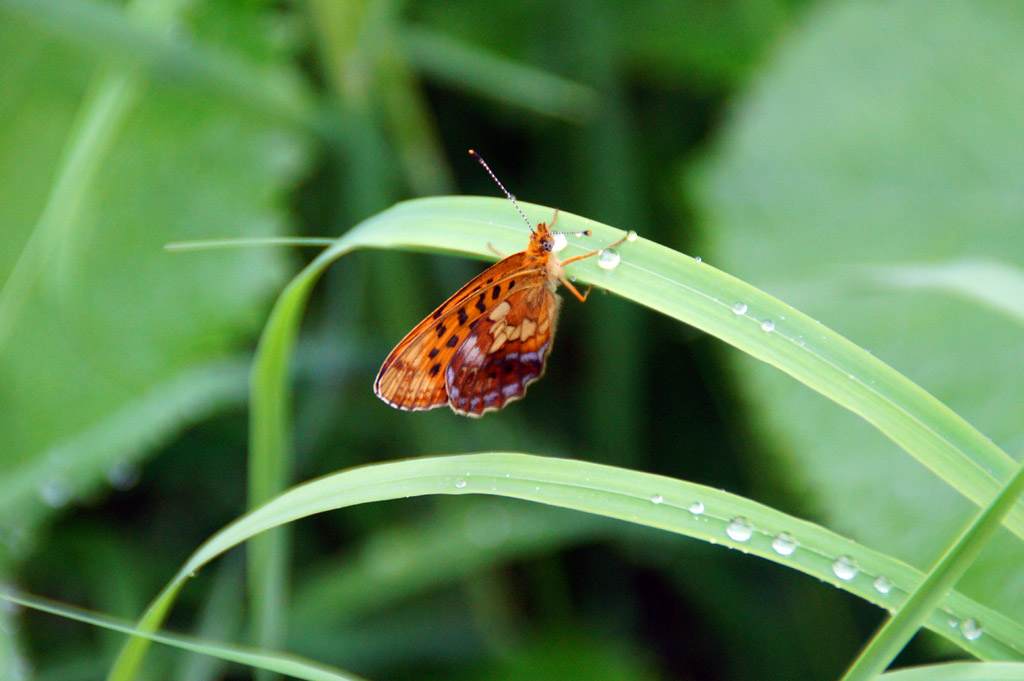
38 480 71 508
552 233 568 252
455 478 467 489
689 501 705 515
771 532 798 555
873 576 893 594
832 556 859 581
694 256 702 263
598 248 621 270
106 461 141 491
569 275 577 283
726 517 754 542
626 230 638 242
961 617 983 640
732 302 748 315
948 617 960 629
650 494 664 505
761 319 775 332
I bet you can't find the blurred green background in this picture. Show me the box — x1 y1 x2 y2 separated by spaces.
2 0 1023 679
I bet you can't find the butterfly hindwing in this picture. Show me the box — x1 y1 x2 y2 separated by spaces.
373 254 549 412
445 282 560 417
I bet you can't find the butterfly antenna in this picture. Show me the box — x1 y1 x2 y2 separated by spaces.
469 149 534 233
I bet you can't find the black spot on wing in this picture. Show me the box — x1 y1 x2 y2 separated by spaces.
475 293 487 313
446 335 460 348
457 307 469 325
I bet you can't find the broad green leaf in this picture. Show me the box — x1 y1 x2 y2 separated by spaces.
692 0 1024 619
0 2 309 564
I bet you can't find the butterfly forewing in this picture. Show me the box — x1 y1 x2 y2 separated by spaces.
373 254 551 412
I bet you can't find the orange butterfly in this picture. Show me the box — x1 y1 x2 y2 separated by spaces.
374 150 628 417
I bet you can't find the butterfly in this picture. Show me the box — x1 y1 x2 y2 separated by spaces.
374 150 629 417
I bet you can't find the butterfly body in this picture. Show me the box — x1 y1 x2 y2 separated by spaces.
375 214 622 417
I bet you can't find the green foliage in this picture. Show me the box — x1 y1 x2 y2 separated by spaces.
0 1 306 560
694 0 1024 620
1 0 1021 680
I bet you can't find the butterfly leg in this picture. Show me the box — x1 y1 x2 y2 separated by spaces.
561 277 594 302
487 242 505 257
559 230 630 267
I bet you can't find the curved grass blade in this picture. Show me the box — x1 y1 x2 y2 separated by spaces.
342 197 1023 537
880 662 1024 680
0 587 366 681
859 258 1024 326
400 26 599 123
112 452 1024 679
111 195 1023 678
0 0 319 134
843 458 1024 681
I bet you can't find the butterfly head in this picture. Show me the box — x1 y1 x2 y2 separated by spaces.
531 220 557 254
526 215 594 258
468 150 592 258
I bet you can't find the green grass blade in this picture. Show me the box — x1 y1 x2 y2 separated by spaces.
0 588 366 681
108 239 355 680
247 238 364 666
165 238 338 252
175 557 244 681
400 26 599 123
0 62 140 351
0 0 320 134
843 458 1024 681
341 197 1023 535
880 662 1024 681
111 453 1024 668
859 258 1024 326
110 195 1022 677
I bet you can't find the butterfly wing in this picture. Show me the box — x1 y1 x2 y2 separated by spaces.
374 253 548 412
444 280 561 417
